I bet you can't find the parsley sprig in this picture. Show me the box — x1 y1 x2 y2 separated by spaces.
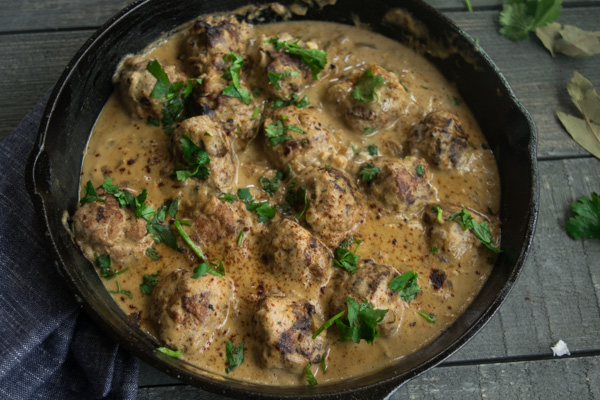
237 188 277 222
266 38 328 79
94 253 127 280
498 0 562 41
272 93 310 108
351 68 385 103
80 181 105 204
333 236 362 274
335 297 388 345
449 209 502 252
389 271 421 302
565 192 600 239
359 163 380 182
221 53 252 105
175 134 211 182
268 71 300 90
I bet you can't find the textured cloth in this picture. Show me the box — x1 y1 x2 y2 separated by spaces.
0 92 139 399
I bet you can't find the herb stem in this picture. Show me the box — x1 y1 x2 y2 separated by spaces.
174 220 206 261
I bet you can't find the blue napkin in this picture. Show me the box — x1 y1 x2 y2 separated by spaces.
0 92 139 399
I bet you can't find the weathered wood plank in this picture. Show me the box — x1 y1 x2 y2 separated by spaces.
136 356 600 398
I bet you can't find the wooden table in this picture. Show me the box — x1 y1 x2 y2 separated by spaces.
2 1 599 398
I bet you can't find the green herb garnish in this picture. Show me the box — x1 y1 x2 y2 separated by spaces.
448 208 502 252
305 363 318 386
351 68 385 103
359 163 380 182
312 310 346 339
367 145 379 156
432 205 443 223
335 297 388 345
157 347 183 358
225 341 245 373
221 53 252 105
94 253 127 280
109 281 133 299
272 93 310 108
266 38 327 79
192 258 225 278
268 70 300 90
175 134 210 181
333 236 362 274
389 271 421 302
80 181 105 204
415 164 425 177
140 271 160 295
417 311 436 323
259 176 280 196
498 0 562 41
565 192 600 239
145 247 161 261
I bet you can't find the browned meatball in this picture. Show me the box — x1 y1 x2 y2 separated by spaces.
254 297 328 372
113 56 188 121
150 269 235 353
296 167 366 248
262 106 342 171
423 203 500 260
408 111 468 169
329 260 406 337
262 218 333 294
73 189 153 267
171 116 236 193
327 64 410 134
183 16 251 76
364 156 435 217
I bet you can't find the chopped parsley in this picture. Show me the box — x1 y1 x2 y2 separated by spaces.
266 38 327 79
431 244 439 254
225 341 245 373
102 177 135 209
417 311 436 323
237 188 277 222
252 106 260 119
282 183 309 220
333 236 362 274
321 356 327 373
175 133 210 181
367 145 379 156
432 205 443 223
192 258 225 278
140 271 160 295
146 198 179 249
219 192 237 203
145 247 161 261
221 53 252 105
415 164 425 177
265 120 292 146
359 163 380 182
80 181 105 204
305 363 318 386
335 297 388 345
364 127 377 135
566 192 600 239
351 68 385 103
389 271 421 302
268 70 300 90
312 310 346 339
448 208 502 252
237 231 244 247
109 281 133 299
94 253 127 280
272 93 310 108
259 176 280 196
157 347 183 358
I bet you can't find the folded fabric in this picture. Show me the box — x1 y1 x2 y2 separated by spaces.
0 92 139 400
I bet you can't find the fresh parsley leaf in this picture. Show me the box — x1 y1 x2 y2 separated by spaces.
255 202 277 222
221 53 252 105
367 145 379 156
134 189 156 221
282 185 309 219
102 177 135 209
146 60 171 99
146 199 179 249
389 271 421 302
312 310 346 339
359 163 380 182
265 120 292 146
140 271 160 295
219 192 237 203
80 181 105 204
305 363 318 386
266 38 327 79
145 247 161 261
252 106 260 119
259 176 280 196
565 192 600 239
499 0 562 41
448 209 502 252
94 253 127 280
417 311 436 323
432 205 443 223
364 127 377 135
109 281 133 299
192 258 225 278
272 93 310 108
333 236 362 274
431 244 439 254
335 297 388 345
176 134 211 181
223 84 252 105
268 70 300 90
237 188 253 203
157 347 183 358
225 341 244 373
351 68 385 103
415 164 425 177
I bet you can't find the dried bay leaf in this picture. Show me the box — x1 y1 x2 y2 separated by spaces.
557 72 600 159
536 23 600 58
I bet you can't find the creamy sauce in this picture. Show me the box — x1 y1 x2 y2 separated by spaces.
78 17 500 386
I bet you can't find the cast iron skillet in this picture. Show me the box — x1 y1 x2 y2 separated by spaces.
26 0 539 398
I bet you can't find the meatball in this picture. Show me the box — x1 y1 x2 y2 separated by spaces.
183 16 251 76
254 297 328 372
73 189 153 267
408 111 468 169
113 56 188 121
262 218 333 293
257 34 324 98
364 156 435 217
329 260 406 337
423 203 500 260
295 167 366 247
151 269 235 353
262 106 342 171
171 116 236 193
328 64 410 134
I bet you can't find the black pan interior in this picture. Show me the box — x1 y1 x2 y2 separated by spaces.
27 0 538 398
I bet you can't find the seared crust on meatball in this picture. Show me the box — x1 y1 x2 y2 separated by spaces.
296 167 366 247
408 111 468 169
263 218 333 293
329 260 406 337
151 269 235 353
171 116 236 193
327 64 410 134
254 297 328 372
113 56 188 121
184 16 251 76
262 106 341 171
73 189 153 267
365 157 435 217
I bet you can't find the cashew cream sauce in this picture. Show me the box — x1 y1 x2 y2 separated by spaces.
80 20 500 385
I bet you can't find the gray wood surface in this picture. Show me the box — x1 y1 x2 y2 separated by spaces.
1 0 599 399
